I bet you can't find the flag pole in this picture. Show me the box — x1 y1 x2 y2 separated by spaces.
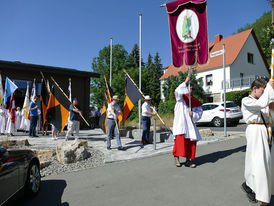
40 71 50 94
110 38 113 87
123 69 172 134
138 13 142 134
50 76 90 127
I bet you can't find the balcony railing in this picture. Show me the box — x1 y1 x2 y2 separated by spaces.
221 76 257 89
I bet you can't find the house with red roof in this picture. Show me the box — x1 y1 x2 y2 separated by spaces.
160 29 269 102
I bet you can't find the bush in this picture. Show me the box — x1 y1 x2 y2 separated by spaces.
225 89 250 106
158 100 176 114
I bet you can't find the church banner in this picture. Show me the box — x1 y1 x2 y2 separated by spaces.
166 0 209 68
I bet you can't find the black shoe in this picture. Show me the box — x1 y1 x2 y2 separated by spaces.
118 146 125 151
241 182 252 194
32 135 39 137
185 159 196 168
241 182 257 203
107 146 111 150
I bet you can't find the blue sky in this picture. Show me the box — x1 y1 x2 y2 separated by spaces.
0 0 271 72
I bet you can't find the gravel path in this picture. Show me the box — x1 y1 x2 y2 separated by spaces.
41 148 105 177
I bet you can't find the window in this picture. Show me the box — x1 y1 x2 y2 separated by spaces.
206 74 213 86
247 53 254 64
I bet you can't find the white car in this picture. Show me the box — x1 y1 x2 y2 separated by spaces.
197 101 243 127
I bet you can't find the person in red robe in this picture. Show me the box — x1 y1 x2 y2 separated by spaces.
173 75 203 168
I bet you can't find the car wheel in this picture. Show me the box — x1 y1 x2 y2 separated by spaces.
212 117 223 127
25 162 41 196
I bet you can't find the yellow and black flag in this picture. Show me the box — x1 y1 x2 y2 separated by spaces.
46 84 71 133
99 95 108 134
123 76 142 125
40 80 49 127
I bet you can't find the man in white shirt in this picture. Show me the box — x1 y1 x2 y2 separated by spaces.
106 96 125 150
141 96 156 144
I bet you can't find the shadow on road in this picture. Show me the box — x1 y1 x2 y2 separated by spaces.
195 145 246 166
19 179 68 206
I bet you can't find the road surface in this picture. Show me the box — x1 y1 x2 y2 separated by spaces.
18 136 274 206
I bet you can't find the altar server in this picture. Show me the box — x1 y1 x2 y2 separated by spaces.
241 78 274 205
0 105 7 135
173 75 203 168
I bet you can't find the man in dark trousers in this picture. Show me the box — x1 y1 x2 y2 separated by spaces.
65 98 82 141
29 96 39 137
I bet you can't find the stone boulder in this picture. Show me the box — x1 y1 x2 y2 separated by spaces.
199 128 214 137
56 139 91 164
0 139 30 148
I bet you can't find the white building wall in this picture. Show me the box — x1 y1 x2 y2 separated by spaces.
230 34 269 80
196 66 230 95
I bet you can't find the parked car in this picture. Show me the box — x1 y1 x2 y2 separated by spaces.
0 147 41 205
197 101 243 127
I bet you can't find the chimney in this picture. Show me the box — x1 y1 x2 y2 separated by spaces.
214 34 223 43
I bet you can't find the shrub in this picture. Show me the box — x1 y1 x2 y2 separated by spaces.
225 89 250 106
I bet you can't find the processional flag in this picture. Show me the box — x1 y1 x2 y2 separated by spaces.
40 79 49 127
3 77 18 105
123 76 142 125
0 74 3 105
166 0 209 68
8 93 16 124
99 95 108 134
46 84 70 133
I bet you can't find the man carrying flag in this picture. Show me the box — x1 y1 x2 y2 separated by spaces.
106 95 125 150
65 98 81 141
123 75 142 124
29 96 39 137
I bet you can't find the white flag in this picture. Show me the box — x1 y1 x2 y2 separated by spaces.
31 79 36 102
20 82 30 130
0 74 3 105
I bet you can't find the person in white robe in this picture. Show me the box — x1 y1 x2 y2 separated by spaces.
15 107 22 131
173 75 203 168
20 109 30 132
5 110 15 136
0 105 7 135
241 78 274 205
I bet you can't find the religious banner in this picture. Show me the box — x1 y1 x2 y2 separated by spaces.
166 0 209 68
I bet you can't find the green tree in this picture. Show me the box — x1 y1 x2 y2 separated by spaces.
90 44 128 107
237 11 273 65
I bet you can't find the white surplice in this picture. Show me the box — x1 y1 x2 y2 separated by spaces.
0 108 6 134
15 110 22 131
173 82 203 141
241 83 274 203
5 111 15 134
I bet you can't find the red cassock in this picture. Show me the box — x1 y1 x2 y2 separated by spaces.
173 94 202 160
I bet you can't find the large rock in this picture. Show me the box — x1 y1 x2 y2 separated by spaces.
33 149 56 159
199 128 214 137
56 139 91 164
0 139 30 148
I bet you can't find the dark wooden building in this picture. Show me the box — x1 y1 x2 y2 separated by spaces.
0 60 100 128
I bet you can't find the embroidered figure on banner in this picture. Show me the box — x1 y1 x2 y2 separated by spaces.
176 9 199 44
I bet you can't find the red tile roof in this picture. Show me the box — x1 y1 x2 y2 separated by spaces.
160 29 268 80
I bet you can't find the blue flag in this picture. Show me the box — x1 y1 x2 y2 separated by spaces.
4 77 18 105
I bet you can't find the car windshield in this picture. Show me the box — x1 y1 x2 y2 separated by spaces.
221 102 238 108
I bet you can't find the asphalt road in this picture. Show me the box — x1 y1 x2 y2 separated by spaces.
17 136 274 206
198 122 247 132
